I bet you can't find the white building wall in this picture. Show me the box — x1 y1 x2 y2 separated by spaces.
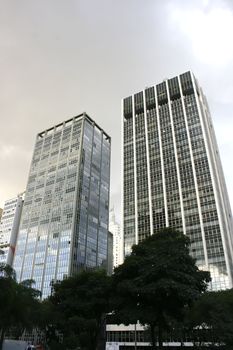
0 193 24 266
109 208 123 268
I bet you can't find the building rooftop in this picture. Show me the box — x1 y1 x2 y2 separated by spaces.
37 112 110 141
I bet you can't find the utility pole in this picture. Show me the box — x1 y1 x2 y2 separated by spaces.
134 323 137 350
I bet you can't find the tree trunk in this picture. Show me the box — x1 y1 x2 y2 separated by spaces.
96 315 106 350
158 323 163 350
150 324 156 350
180 327 184 348
0 328 5 350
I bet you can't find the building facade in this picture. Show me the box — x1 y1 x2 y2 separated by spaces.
109 208 123 268
106 323 150 349
106 323 213 349
0 194 24 266
13 113 111 298
122 71 233 290
107 231 113 275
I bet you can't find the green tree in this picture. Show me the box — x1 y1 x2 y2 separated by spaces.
187 289 233 348
0 263 41 350
112 228 210 349
35 298 61 350
49 269 112 350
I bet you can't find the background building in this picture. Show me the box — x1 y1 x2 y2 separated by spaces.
106 323 150 349
106 323 211 349
107 231 113 275
109 208 123 268
122 71 233 290
13 113 111 298
0 193 24 266
0 208 3 221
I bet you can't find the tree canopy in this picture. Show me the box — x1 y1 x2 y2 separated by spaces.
48 269 112 350
0 229 215 350
0 263 41 350
112 228 211 349
187 288 233 348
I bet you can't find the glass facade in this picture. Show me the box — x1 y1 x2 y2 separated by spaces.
13 114 111 298
123 71 233 290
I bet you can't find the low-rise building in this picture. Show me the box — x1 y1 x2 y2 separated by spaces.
109 208 123 268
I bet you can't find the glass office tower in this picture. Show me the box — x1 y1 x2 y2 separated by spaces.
14 113 111 298
122 71 233 290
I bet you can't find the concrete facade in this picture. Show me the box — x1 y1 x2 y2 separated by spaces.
122 71 233 290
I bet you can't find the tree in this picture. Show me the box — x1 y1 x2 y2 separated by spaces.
49 269 112 350
187 289 233 348
35 298 61 350
0 263 41 350
112 228 211 349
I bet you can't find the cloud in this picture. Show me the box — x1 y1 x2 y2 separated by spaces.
0 145 15 159
0 143 31 207
169 1 233 66
0 0 233 217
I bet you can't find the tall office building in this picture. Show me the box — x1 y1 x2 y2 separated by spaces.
122 71 233 290
0 194 24 266
109 208 123 268
14 113 111 298
107 231 113 275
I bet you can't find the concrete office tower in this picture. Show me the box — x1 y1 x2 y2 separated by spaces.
107 231 113 275
13 113 111 298
0 194 24 266
109 208 123 268
122 71 233 290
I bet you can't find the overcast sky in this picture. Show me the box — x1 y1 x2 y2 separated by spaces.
1 0 233 220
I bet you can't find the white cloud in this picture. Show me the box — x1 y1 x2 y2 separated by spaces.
0 143 30 160
170 2 233 66
0 145 15 158
0 143 31 207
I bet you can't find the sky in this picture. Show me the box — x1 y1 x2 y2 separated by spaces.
0 0 233 221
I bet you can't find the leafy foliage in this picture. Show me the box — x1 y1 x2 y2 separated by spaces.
0 263 41 350
187 289 233 348
48 269 112 350
112 228 211 349
0 229 216 350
